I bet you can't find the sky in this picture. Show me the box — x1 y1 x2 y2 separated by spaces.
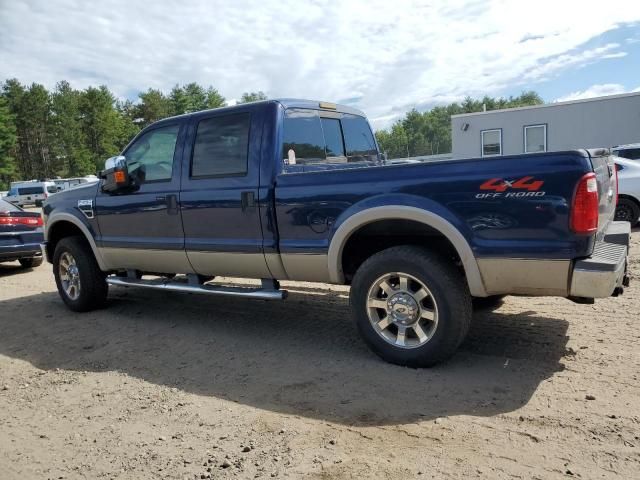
1 0 640 129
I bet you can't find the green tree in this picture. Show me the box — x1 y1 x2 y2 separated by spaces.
169 83 226 115
50 81 93 176
2 80 54 179
238 91 267 104
79 86 134 172
135 89 172 127
0 96 18 189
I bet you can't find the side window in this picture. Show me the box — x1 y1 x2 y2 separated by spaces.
192 113 251 177
341 114 378 162
124 124 180 183
282 109 326 165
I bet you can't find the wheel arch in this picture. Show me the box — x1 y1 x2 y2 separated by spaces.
327 205 487 297
618 193 640 208
45 213 106 270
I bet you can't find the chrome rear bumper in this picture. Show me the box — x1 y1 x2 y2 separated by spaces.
569 221 630 298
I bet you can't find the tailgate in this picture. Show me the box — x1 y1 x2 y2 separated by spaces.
586 149 617 239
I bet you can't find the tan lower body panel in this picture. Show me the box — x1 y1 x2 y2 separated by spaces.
280 254 331 283
477 258 570 296
100 248 195 274
186 251 272 279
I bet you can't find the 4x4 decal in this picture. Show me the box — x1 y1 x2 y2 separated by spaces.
476 176 546 199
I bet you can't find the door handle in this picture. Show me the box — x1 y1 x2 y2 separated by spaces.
157 194 178 215
241 191 255 212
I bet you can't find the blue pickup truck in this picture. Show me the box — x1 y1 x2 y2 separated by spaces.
42 99 630 367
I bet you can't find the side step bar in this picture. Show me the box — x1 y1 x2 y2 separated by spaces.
106 276 287 300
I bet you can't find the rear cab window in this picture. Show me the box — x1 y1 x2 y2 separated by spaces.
282 108 379 172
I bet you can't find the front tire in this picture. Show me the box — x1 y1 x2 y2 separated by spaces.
350 246 472 367
53 236 108 312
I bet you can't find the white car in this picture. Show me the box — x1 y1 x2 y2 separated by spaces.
615 157 640 226
4 181 57 207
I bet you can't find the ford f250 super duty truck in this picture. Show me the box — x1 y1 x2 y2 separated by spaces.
42 99 631 367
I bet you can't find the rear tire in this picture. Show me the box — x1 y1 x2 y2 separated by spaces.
615 198 640 226
53 236 108 312
350 245 472 367
19 256 43 269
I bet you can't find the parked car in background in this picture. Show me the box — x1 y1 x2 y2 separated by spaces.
52 175 99 192
615 157 640 226
613 143 640 162
4 181 57 207
0 198 44 268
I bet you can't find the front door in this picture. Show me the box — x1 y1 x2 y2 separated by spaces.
95 121 192 274
179 108 270 278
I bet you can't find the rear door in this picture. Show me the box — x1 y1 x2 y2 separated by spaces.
179 107 270 278
94 121 191 273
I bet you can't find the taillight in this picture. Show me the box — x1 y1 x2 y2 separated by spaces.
614 164 619 206
570 172 599 234
0 214 43 227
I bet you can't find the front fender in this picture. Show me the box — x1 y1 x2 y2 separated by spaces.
45 210 106 270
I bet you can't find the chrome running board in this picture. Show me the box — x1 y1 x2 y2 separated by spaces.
106 276 287 300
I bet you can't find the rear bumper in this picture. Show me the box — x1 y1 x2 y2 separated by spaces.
0 242 44 262
569 221 630 298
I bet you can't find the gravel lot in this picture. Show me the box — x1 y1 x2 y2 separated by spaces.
1 231 638 479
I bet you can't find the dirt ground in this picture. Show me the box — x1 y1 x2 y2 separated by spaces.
1 232 639 480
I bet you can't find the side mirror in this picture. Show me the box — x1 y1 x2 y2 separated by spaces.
100 156 132 193
104 155 126 171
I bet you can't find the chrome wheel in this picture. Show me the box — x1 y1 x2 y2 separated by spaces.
366 272 439 349
59 251 81 301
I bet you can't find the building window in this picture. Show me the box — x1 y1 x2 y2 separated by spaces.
481 129 502 157
524 124 547 153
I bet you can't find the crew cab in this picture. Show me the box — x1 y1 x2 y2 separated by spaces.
42 99 631 367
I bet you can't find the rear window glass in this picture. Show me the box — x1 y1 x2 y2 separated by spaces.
320 117 346 159
192 113 250 177
282 109 326 165
341 114 378 162
282 109 378 170
18 186 45 195
0 198 20 212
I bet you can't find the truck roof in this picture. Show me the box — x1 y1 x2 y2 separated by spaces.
153 99 367 126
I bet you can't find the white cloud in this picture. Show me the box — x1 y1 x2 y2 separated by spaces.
1 0 639 129
555 83 640 102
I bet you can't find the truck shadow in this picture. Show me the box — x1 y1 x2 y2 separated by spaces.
0 286 570 426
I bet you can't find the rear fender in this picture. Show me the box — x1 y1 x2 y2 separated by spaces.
327 195 486 297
